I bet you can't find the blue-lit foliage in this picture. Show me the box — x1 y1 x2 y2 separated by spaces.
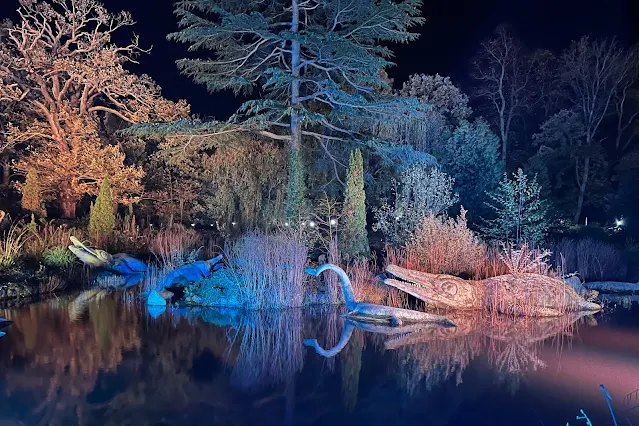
440 119 503 220
169 0 427 217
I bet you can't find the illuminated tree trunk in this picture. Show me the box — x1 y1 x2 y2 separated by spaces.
59 179 78 218
574 156 589 224
285 0 305 220
1 162 9 186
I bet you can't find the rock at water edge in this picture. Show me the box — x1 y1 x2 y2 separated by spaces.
147 290 167 306
148 305 166 319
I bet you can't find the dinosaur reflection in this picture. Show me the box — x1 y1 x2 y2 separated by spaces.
304 311 595 391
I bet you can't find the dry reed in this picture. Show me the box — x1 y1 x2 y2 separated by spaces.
151 227 202 268
346 260 408 308
0 223 29 268
552 238 627 281
225 230 308 309
389 211 486 277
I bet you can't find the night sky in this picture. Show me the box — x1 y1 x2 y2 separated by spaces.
1 0 637 118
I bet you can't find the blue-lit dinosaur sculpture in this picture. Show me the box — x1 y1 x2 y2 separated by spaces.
0 317 12 338
68 236 224 291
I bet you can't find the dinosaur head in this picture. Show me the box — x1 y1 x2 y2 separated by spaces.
384 264 479 310
68 236 113 268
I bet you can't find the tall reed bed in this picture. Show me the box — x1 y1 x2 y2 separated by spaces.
151 227 202 268
22 219 80 258
225 230 308 309
551 237 627 281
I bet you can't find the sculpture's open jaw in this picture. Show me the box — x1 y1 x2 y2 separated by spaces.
384 277 443 305
68 236 112 267
383 265 472 310
383 265 443 304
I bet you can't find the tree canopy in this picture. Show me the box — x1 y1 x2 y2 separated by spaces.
0 0 188 217
169 0 426 218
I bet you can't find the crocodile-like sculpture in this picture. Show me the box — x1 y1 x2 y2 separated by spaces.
68 236 148 276
383 264 602 317
68 236 224 293
305 264 455 326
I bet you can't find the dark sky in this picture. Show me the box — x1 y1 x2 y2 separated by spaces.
1 0 637 119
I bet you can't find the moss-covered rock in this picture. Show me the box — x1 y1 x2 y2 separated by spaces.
182 268 243 308
0 281 34 299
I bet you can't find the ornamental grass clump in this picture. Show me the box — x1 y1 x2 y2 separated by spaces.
226 230 308 309
22 217 80 258
42 246 77 268
0 223 29 269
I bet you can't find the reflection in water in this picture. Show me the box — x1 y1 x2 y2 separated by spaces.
0 293 636 425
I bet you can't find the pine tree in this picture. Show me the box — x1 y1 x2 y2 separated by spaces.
481 169 549 245
90 176 116 239
169 0 425 219
341 149 369 260
440 119 503 220
21 168 46 217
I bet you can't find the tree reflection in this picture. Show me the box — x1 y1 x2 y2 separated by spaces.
0 295 597 425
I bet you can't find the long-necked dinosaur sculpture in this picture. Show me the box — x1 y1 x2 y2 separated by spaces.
305 264 456 326
383 264 602 317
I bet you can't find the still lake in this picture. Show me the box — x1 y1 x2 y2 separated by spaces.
0 292 637 426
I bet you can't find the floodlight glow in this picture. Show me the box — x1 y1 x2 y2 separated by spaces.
309 221 316 228
329 219 337 226
615 218 624 227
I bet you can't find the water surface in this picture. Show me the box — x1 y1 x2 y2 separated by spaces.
0 292 637 426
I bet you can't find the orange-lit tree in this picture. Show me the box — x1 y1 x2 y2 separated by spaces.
0 0 189 217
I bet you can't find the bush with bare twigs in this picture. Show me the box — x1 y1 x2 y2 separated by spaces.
225 230 308 309
388 209 485 277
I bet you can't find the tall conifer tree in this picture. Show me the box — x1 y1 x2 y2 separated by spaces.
169 0 424 219
341 149 369 260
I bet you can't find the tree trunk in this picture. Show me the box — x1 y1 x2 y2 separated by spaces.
59 180 77 218
500 117 507 169
573 157 590 224
285 0 305 220
1 162 9 186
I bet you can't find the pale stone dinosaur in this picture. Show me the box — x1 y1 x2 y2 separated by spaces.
305 264 455 326
383 264 602 317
